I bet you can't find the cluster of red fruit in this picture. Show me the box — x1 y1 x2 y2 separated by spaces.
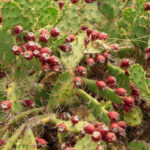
80 25 108 48
10 25 63 72
74 72 139 112
0 99 35 111
57 111 126 150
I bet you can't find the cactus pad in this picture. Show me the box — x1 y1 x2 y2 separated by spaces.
123 106 143 126
127 141 149 150
130 64 150 100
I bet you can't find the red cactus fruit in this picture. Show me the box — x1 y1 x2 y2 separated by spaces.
71 0 78 3
96 81 106 90
42 64 50 72
144 2 150 11
21 43 27 51
40 47 51 55
112 103 122 110
40 29 49 35
111 44 119 50
74 77 83 87
145 53 150 60
76 66 86 75
51 65 61 72
1 101 11 110
120 59 130 68
36 138 48 147
123 103 135 112
0 139 5 146
0 15 2 24
58 1 64 9
103 52 111 60
11 45 22 55
130 83 137 90
97 124 110 137
23 100 35 107
83 124 95 134
108 111 120 122
26 41 37 51
97 54 106 64
123 97 134 106
66 147 75 150
71 115 80 126
85 0 96 3
23 51 33 60
50 28 60 37
40 53 50 63
57 123 67 133
86 28 92 37
33 50 40 58
98 32 108 40
80 25 88 31
84 36 90 48
91 131 102 142
86 58 95 66
110 122 120 133
117 121 127 129
66 35 75 42
70 136 77 146
48 56 60 66
94 122 103 129
12 25 23 35
116 127 126 138
96 145 104 150
108 83 117 89
104 132 116 143
24 32 35 41
106 76 116 85
91 30 100 41
39 34 49 42
145 46 150 53
125 68 130 76
60 43 72 52
115 88 126 96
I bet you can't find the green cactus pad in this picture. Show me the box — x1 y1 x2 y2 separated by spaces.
130 64 150 100
82 77 122 104
48 72 74 111
123 106 143 126
56 4 81 34
16 140 26 150
7 82 23 113
76 89 110 125
2 124 26 150
74 135 98 150
81 2 103 25
0 28 16 64
22 128 37 150
127 141 149 150
36 7 58 28
107 63 130 92
60 33 85 69
2 2 24 31
99 0 121 20
130 16 149 49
